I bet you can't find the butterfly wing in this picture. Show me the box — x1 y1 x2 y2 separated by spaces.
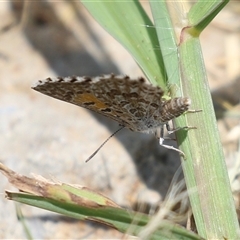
32 74 165 132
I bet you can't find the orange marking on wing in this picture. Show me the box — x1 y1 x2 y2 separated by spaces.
74 93 108 109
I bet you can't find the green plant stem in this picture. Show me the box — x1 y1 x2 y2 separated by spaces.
178 33 239 239
150 1 239 238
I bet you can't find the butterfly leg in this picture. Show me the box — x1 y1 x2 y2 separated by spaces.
164 108 201 135
159 124 186 157
166 123 194 135
158 108 201 156
187 109 202 113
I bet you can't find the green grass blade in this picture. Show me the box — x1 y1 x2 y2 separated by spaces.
7 191 202 240
81 1 166 89
188 0 229 31
149 1 180 89
15 204 33 240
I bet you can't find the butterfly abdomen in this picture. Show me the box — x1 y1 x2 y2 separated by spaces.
160 97 191 122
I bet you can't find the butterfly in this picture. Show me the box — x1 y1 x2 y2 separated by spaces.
32 74 191 157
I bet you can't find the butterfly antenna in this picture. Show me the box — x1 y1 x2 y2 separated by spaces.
85 126 125 162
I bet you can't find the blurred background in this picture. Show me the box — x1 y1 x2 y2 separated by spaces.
0 1 240 238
